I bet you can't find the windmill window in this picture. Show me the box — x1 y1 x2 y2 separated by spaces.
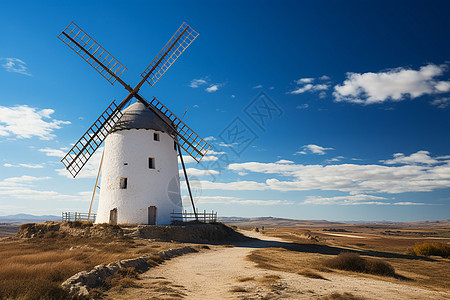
148 157 155 169
153 133 160 141
174 141 177 151
120 177 127 189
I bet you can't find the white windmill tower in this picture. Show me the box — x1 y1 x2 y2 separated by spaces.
58 22 210 225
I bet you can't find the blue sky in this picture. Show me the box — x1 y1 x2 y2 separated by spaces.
0 0 449 221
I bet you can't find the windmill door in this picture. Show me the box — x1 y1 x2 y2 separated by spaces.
109 208 117 225
148 206 157 225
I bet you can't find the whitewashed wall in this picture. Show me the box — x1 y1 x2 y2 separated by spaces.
95 129 182 225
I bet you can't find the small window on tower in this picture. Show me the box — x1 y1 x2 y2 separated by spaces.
153 133 160 141
148 157 155 169
174 141 177 151
120 177 127 189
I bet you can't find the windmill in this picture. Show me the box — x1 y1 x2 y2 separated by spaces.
58 21 210 225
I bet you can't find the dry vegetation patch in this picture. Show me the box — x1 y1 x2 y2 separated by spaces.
320 292 367 300
407 242 450 258
297 269 327 280
0 233 180 299
324 252 396 277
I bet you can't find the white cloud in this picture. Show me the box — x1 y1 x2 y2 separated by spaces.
304 194 389 205
296 144 333 155
290 83 329 95
382 151 439 165
304 194 425 206
290 76 331 95
333 64 450 104
393 202 427 205
296 78 314 84
1 58 32 76
3 163 43 169
253 85 263 89
275 159 294 164
0 175 91 202
204 136 216 142
296 104 309 109
190 180 268 191
225 152 450 194
189 79 207 88
191 195 292 206
430 97 450 109
325 156 344 163
206 85 219 93
39 147 66 157
231 95 236 98
0 105 70 140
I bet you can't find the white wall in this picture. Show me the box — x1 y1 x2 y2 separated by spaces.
96 129 182 225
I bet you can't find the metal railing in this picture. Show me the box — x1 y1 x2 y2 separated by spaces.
171 210 217 223
62 212 96 222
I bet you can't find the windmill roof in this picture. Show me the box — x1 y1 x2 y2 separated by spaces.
112 101 175 135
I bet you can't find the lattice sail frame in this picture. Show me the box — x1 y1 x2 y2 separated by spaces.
58 21 127 85
61 100 124 177
58 21 209 177
147 97 210 162
141 22 199 87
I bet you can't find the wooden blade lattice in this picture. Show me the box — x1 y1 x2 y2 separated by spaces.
147 97 210 162
61 100 123 177
58 21 127 85
141 22 198 87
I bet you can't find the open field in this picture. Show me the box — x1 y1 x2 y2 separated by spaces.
249 224 450 292
0 220 448 299
0 222 201 300
105 229 449 300
0 224 21 238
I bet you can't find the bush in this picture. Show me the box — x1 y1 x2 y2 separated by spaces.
324 252 395 277
411 242 449 258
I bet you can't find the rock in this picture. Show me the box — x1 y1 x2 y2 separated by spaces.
61 246 199 297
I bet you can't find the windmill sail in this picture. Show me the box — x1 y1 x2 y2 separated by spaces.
58 21 127 86
61 99 124 177
141 22 199 87
137 96 210 162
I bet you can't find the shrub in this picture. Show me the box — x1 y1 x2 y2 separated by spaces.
297 269 327 280
412 242 450 258
321 292 366 300
324 252 395 277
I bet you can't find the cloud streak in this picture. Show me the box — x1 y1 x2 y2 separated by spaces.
1 58 32 76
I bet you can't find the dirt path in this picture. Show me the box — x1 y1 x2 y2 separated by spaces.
107 231 450 299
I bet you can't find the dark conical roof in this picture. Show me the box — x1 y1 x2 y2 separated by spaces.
112 101 175 135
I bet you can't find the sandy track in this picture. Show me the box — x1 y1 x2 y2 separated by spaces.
107 231 450 300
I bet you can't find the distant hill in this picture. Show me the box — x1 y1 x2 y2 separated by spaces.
218 216 450 228
218 216 345 227
0 214 60 224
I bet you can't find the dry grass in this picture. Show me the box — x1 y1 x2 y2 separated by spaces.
230 286 248 293
0 234 178 300
321 292 367 300
297 269 327 280
247 245 450 291
324 252 396 277
237 276 255 282
260 274 281 282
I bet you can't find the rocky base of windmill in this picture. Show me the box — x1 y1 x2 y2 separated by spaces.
62 246 198 297
16 221 247 242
